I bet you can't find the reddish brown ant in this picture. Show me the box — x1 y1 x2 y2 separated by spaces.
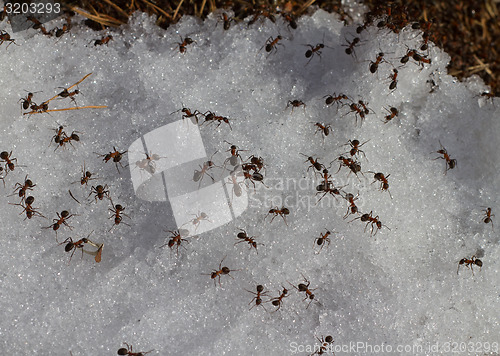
109 201 131 232
0 30 17 48
245 284 269 310
313 122 331 138
281 12 297 29
350 211 390 236
97 146 128 173
314 229 332 253
29 101 49 114
219 12 233 30
94 35 113 46
19 92 35 111
323 93 349 109
304 43 324 65
311 335 334 356
300 153 325 174
343 139 369 160
193 152 218 187
432 141 457 174
89 184 110 203
262 35 283 55
457 256 482 275
369 52 387 73
335 156 363 180
401 48 431 66
9 196 45 220
202 111 232 130
72 162 97 186
57 87 80 105
247 155 265 173
117 342 153 356
235 228 263 253
10 175 36 202
241 170 266 191
0 151 18 173
44 210 75 236
176 36 196 53
383 107 398 123
482 207 494 230
266 206 290 225
269 286 288 311
343 192 359 219
224 141 246 167
346 102 366 125
286 99 306 112
204 256 239 287
50 125 66 146
171 106 203 124
54 16 72 38
315 183 344 203
389 69 398 91
56 131 80 150
290 275 317 308
368 172 392 198
160 229 189 255
59 236 87 264
358 100 372 115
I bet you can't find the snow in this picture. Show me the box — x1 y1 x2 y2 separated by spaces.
0 6 499 356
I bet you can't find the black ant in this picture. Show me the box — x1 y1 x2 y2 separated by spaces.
457 256 482 275
245 284 269 310
117 342 153 356
432 141 457 174
235 228 263 253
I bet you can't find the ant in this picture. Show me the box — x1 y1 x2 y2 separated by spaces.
44 210 74 236
343 192 359 219
0 151 18 173
369 52 387 73
383 107 398 123
290 275 317 308
267 206 290 225
311 335 334 356
171 107 203 124
235 228 263 253
269 286 288 311
247 155 265 173
323 93 349 109
351 211 390 236
482 207 494 230
241 170 266 191
57 87 80 105
313 122 331 139
176 36 196 53
94 35 113 46
320 169 333 189
245 284 269 310
54 16 72 38
401 48 431 66
281 12 297 29
117 343 153 356
109 201 131 232
315 183 344 203
193 152 218 187
202 111 232 130
432 141 457 174
204 256 238 287
219 12 233 30
72 161 97 186
343 37 360 58
0 30 17 48
97 146 128 173
304 43 324 65
457 256 482 275
89 184 110 203
19 92 35 111
343 139 369 160
224 141 246 167
9 196 45 220
50 125 66 146
335 156 363 180
29 102 49 114
368 172 392 198
190 211 210 231
160 229 189 255
56 131 80 150
314 229 332 253
357 100 372 115
346 102 366 125
59 236 88 264
389 69 398 91
10 175 36 202
300 154 325 174
286 99 306 112
262 35 283 55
